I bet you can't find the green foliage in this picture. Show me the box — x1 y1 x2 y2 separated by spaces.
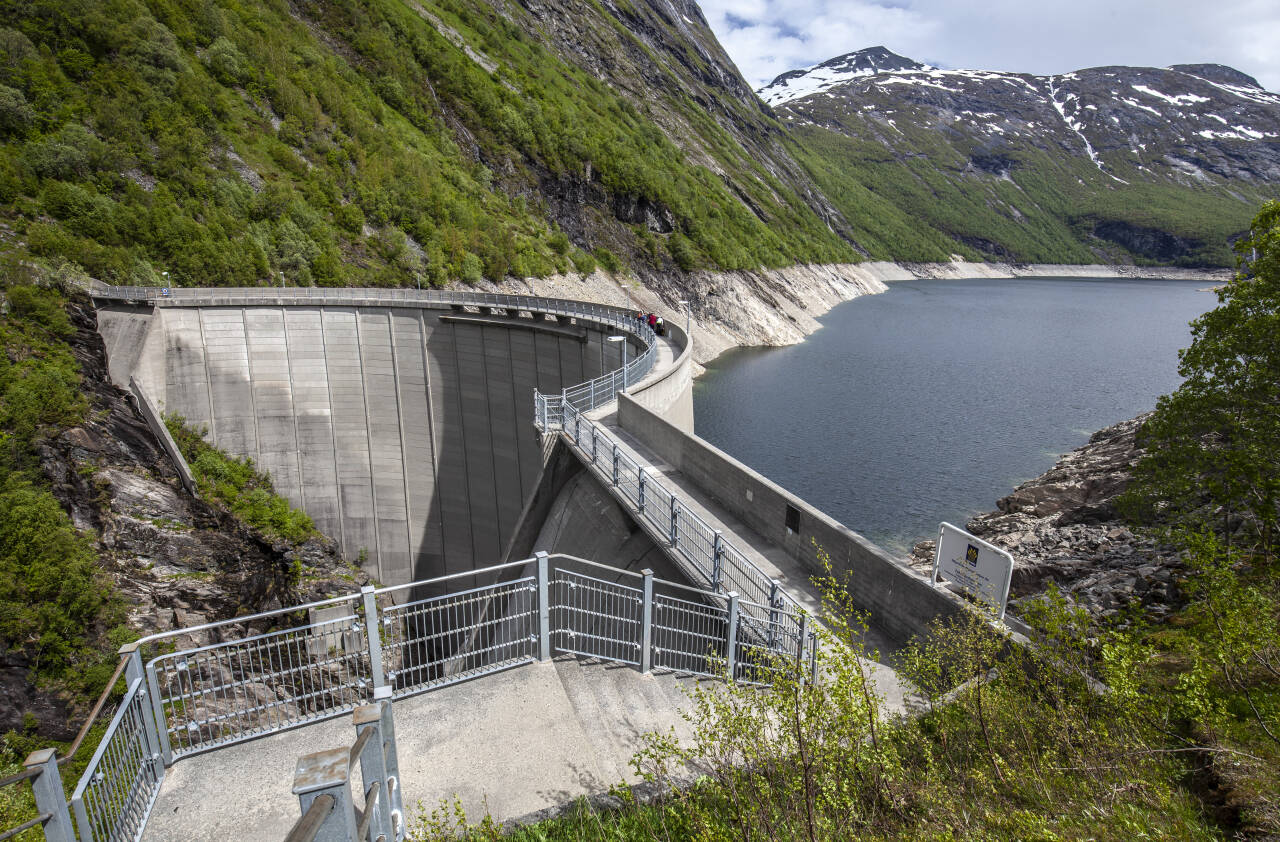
592 246 622 274
569 248 596 276
0 475 118 684
1121 201 1280 552
0 83 34 138
0 279 120 707
0 283 85 468
164 414 317 545
0 0 860 290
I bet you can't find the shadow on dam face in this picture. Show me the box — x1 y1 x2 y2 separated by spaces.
97 301 650 589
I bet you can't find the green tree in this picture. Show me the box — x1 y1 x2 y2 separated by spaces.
1124 201 1280 555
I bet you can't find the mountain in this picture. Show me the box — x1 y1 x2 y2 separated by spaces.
759 46 927 106
0 4 1275 301
767 48 1280 265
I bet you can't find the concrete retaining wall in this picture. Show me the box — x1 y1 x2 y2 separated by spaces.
98 303 630 586
128 376 198 498
624 323 694 433
616 393 964 643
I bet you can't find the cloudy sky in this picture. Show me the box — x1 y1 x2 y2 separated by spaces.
699 0 1280 93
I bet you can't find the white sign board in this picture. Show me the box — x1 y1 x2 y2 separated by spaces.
932 522 1014 620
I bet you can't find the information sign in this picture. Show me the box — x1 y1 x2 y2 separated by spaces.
932 522 1014 620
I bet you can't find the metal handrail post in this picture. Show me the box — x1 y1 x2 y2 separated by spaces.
291 748 357 841
144 659 172 766
353 703 392 842
712 531 724 591
767 581 781 650
375 689 405 840
611 445 620 485
590 425 597 462
536 552 551 661
121 643 164 780
796 614 809 687
22 749 73 842
637 468 646 515
669 498 679 547
362 586 386 692
725 593 740 683
640 569 654 674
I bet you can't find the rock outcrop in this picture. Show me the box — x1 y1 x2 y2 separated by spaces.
4 297 367 739
910 415 1182 622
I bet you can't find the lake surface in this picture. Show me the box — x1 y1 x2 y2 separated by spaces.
692 277 1218 555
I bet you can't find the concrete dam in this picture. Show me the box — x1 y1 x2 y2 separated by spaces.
94 285 960 641
96 291 653 586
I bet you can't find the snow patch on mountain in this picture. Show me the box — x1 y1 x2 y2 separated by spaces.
1131 85 1209 106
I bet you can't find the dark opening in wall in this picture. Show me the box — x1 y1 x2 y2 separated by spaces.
785 504 801 534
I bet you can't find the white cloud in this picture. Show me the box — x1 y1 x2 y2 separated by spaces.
700 0 1280 93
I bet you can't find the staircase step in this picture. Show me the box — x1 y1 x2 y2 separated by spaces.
552 655 630 784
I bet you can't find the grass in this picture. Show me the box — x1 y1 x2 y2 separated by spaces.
163 414 318 546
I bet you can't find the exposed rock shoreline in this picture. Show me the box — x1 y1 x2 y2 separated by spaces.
908 415 1184 623
472 260 1230 367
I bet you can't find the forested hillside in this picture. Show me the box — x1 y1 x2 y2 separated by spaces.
0 0 860 291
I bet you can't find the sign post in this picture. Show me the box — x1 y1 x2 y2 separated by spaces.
932 522 1014 621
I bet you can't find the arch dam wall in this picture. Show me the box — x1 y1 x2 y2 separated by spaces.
95 292 651 586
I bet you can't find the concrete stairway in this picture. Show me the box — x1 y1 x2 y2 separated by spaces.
550 655 702 786
141 657 713 841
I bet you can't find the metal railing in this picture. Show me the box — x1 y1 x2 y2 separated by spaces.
543 399 812 659
50 552 812 842
0 653 131 842
70 675 163 842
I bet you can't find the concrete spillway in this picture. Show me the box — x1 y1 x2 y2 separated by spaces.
97 300 641 585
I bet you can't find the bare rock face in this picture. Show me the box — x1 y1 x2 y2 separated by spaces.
5 298 367 739
910 414 1183 623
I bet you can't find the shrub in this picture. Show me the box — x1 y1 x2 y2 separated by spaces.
0 84 34 138
591 246 621 274
165 415 318 545
569 248 595 276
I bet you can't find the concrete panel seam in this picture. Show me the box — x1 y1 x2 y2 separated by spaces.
280 307 308 512
195 307 217 444
353 310 386 580
387 309 415 575
319 309 348 559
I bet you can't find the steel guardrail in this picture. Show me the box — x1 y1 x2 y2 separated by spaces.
64 551 812 842
548 400 813 650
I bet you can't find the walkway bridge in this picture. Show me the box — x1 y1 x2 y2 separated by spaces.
5 283 969 842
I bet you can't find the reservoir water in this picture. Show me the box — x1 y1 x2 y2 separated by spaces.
692 277 1218 555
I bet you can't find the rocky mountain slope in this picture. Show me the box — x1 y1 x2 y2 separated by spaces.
1 3 1271 315
0 0 858 296
767 47 1280 266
